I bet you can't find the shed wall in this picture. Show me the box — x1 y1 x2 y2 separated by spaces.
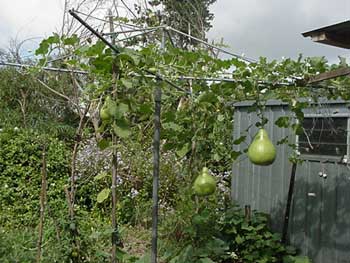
232 100 350 263
232 104 293 232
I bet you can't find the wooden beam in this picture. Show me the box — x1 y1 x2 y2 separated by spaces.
307 67 350 84
310 32 350 49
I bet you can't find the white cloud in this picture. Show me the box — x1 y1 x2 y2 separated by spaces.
0 0 63 53
0 0 349 63
208 0 350 62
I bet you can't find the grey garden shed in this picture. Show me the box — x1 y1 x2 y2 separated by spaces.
232 99 350 263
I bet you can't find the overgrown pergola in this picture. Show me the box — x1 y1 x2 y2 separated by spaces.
1 8 350 263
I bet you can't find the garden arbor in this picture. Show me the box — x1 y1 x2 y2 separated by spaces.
68 9 257 263
2 8 350 263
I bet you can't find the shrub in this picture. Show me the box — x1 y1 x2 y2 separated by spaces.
159 185 296 263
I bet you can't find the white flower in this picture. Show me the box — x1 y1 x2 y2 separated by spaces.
14 127 19 131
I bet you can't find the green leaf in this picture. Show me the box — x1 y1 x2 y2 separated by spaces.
63 34 79 45
113 122 131 138
275 116 290 128
139 104 153 114
87 40 106 56
135 253 151 263
197 91 218 104
118 48 140 65
231 150 242 160
217 114 225 122
199 258 215 263
235 235 244 244
97 138 111 150
117 103 129 116
76 45 90 54
176 143 190 158
121 79 133 89
97 188 110 203
283 255 311 263
213 153 220 161
233 136 246 145
292 123 303 135
163 122 182 131
94 171 110 180
47 33 60 44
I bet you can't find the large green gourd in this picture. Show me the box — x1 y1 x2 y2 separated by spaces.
193 167 216 196
247 128 276 166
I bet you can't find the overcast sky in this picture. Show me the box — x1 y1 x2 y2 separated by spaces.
0 0 349 63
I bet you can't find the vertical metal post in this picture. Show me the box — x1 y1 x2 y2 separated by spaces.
151 86 161 263
109 9 119 263
151 28 165 263
282 162 298 244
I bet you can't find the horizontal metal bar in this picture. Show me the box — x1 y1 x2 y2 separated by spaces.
0 61 88 74
0 61 296 87
73 10 256 64
299 141 347 146
113 28 159 43
166 26 256 63
103 26 165 35
74 9 146 30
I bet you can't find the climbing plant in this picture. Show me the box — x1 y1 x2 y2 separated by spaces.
34 33 350 169
30 29 350 263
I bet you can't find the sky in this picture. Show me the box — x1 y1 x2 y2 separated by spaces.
208 0 350 63
0 0 349 63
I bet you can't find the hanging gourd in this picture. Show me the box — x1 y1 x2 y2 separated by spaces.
100 96 118 121
193 167 216 196
100 106 110 121
247 128 276 166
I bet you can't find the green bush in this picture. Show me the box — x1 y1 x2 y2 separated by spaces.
159 185 297 263
0 129 70 227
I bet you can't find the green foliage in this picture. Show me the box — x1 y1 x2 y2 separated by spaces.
147 0 216 47
283 255 312 263
0 68 77 138
2 24 347 263
220 207 287 263
0 129 69 227
159 185 295 263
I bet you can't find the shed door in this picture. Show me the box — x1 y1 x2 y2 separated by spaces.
290 117 350 263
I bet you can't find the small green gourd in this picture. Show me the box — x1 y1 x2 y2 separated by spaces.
193 167 216 196
100 96 118 121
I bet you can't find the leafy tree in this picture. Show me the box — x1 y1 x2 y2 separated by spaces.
132 0 217 48
0 67 77 138
161 0 216 42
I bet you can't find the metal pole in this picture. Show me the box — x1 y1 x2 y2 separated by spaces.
167 26 256 63
109 29 159 44
108 9 119 263
72 9 256 63
281 162 298 244
151 28 165 263
68 9 185 93
69 9 120 54
0 60 297 88
151 86 161 263
103 25 165 35
0 61 87 74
